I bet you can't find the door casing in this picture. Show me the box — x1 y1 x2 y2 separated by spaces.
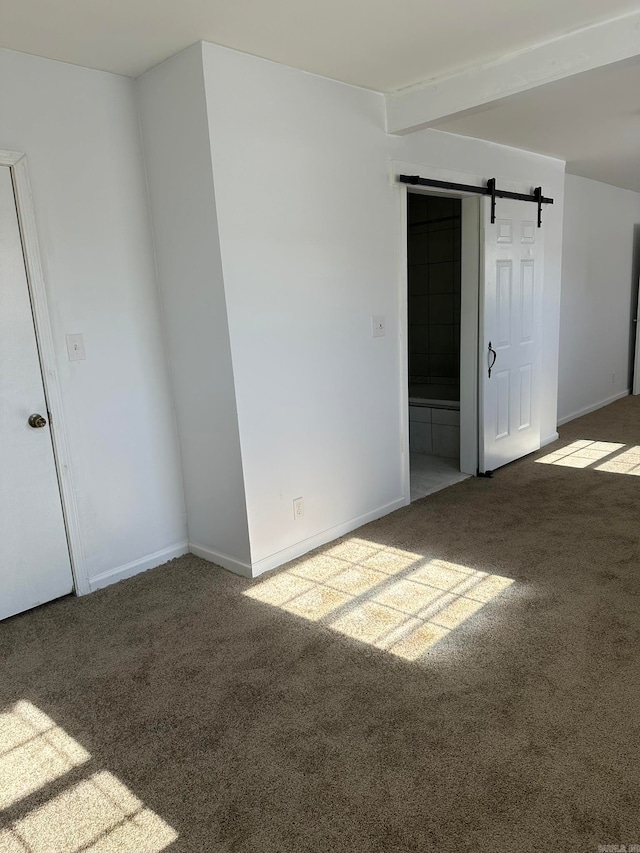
397 181 480 502
1 149 88 595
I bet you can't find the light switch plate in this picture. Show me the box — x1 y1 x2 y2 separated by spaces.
371 315 385 337
66 333 86 361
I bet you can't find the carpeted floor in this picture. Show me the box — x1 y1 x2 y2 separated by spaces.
2 396 640 852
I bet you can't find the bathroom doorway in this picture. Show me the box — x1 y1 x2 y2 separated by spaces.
407 191 472 501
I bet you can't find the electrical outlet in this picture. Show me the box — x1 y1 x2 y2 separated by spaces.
293 497 304 520
612 372 616 384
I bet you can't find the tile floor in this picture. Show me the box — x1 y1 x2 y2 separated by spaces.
410 452 469 502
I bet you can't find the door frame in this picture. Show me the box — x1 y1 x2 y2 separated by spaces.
394 160 538 502
0 149 88 595
396 169 481 503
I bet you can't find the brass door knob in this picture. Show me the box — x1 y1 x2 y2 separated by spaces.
28 414 47 429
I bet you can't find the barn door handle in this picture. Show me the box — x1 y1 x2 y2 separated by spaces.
488 342 497 378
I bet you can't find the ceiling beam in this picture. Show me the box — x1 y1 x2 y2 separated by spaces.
386 11 640 135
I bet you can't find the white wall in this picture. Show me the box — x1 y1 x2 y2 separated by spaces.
137 45 251 572
198 42 566 573
0 40 570 590
558 174 640 424
201 42 403 571
0 47 187 588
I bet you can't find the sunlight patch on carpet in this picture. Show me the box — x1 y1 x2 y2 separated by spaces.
0 702 177 853
0 702 90 810
245 538 513 660
595 445 640 475
536 440 625 469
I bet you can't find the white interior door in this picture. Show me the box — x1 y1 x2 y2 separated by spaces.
479 196 544 473
0 165 73 620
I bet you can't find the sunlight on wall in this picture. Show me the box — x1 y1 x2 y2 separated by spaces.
536 440 625 469
245 538 513 660
0 702 177 853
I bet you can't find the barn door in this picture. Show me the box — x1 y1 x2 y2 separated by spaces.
479 196 544 473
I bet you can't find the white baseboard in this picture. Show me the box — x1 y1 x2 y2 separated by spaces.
557 389 630 427
541 432 559 448
88 541 189 593
250 497 407 578
189 497 416 579
188 542 253 578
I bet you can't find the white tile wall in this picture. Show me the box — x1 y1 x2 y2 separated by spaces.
409 420 433 453
410 406 432 423
432 408 460 426
432 424 459 458
409 405 459 459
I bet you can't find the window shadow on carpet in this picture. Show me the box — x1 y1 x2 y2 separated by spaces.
0 700 177 853
245 538 513 661
537 439 640 474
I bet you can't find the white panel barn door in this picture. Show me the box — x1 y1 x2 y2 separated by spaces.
0 165 73 620
479 197 544 473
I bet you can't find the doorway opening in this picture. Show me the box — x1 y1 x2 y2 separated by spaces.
407 191 470 501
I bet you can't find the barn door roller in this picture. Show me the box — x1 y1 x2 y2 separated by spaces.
398 174 553 227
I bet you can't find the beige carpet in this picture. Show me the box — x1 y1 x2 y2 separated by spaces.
2 396 640 852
